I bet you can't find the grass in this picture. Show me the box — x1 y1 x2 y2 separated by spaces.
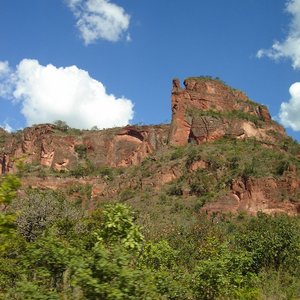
186 108 265 127
185 75 226 85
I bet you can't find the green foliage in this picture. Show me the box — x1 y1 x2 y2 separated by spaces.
193 238 257 300
23 235 71 289
71 242 159 300
70 163 94 178
74 144 87 159
0 174 21 206
170 146 185 160
0 174 22 257
141 240 178 270
4 281 60 300
66 183 92 201
258 269 300 300
167 181 183 196
0 213 19 254
187 109 264 127
280 137 300 156
236 213 300 273
185 147 201 168
53 120 70 132
276 159 290 176
96 166 114 180
189 169 216 196
99 203 144 252
185 75 226 85
0 176 299 300
119 188 136 202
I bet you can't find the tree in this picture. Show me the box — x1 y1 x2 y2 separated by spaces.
99 203 144 252
69 203 160 299
193 238 257 300
237 213 300 273
0 174 21 252
53 120 69 132
0 174 21 207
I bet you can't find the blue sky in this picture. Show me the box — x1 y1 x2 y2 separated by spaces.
0 0 300 141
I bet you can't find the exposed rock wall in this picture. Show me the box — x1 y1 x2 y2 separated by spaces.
0 77 289 175
169 78 285 146
0 124 169 173
201 174 300 216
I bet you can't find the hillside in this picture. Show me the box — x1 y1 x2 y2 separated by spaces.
0 77 299 218
1 77 300 299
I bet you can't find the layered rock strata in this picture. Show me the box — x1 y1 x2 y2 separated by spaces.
169 78 285 146
0 124 169 173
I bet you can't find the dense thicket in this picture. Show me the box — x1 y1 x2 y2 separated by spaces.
0 174 299 299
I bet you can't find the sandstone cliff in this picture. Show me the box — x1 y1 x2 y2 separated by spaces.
169 77 285 146
0 124 169 174
1 77 299 216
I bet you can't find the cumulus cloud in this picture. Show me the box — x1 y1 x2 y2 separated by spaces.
257 0 300 69
0 59 134 129
66 0 130 44
279 82 300 130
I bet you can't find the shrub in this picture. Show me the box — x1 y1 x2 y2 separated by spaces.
74 144 87 159
236 213 300 273
53 120 69 132
119 188 136 202
167 182 183 196
170 147 185 160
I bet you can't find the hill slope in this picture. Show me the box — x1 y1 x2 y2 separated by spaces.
1 77 300 299
0 77 299 219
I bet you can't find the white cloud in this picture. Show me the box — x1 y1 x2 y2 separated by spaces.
279 82 300 130
0 59 134 129
257 0 300 69
66 0 130 44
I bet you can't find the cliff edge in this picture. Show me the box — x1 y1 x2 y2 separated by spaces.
169 77 285 146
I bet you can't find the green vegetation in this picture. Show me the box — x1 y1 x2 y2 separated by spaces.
185 75 226 85
1 132 300 299
74 144 88 159
186 108 265 127
53 120 70 132
0 182 299 299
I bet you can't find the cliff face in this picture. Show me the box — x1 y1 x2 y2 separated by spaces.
1 77 299 216
0 124 169 174
169 78 285 146
0 77 287 173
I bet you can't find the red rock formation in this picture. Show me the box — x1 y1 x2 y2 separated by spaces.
201 174 300 216
1 77 298 217
0 78 288 172
0 124 169 172
169 78 285 146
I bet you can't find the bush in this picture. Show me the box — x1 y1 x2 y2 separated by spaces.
74 144 87 159
167 182 183 196
170 147 185 160
236 213 300 273
53 120 69 132
119 189 136 202
193 238 256 300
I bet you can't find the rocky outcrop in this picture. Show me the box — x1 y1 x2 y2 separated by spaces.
169 78 285 146
0 124 169 173
0 78 289 173
201 174 300 216
1 77 299 217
